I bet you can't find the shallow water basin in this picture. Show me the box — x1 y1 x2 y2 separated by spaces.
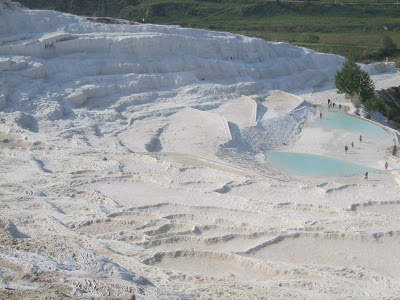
264 152 380 177
316 107 390 139
264 108 390 177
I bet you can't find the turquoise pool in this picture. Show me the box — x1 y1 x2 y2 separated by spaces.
264 108 389 177
264 152 379 177
315 107 390 139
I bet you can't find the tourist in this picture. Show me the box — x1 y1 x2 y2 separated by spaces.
328 99 330 105
339 104 342 110
345 145 348 153
385 162 388 170
359 135 362 142
365 172 368 180
351 142 354 148
320 112 322 118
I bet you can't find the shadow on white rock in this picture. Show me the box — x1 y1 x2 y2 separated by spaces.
0 218 29 238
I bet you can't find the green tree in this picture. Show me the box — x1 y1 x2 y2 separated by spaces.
335 59 375 105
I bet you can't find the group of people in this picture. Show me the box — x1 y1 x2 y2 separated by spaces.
327 99 342 110
323 99 391 180
44 42 55 50
343 134 389 180
364 164 389 180
344 136 361 153
319 99 343 118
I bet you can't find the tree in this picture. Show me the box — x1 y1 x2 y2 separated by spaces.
335 59 375 104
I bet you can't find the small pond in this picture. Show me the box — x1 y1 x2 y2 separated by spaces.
264 108 389 177
315 106 390 139
264 152 380 177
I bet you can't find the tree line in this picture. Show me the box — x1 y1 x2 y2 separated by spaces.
335 37 399 128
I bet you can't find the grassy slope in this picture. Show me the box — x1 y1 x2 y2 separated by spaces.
15 0 400 63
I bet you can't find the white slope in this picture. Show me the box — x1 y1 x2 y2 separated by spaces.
1 1 400 299
0 0 347 156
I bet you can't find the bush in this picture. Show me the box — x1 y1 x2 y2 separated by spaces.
301 33 320 43
350 92 362 108
364 97 385 114
391 122 400 130
379 36 397 56
386 106 400 123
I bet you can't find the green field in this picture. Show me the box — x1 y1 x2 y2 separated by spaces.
17 0 400 63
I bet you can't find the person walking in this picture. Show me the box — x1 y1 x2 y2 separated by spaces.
385 162 388 170
365 172 368 180
351 142 354 148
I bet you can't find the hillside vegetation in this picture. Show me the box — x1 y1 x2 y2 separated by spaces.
376 86 400 128
16 0 400 63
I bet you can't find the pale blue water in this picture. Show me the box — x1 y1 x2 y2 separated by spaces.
264 152 379 177
315 107 389 139
264 108 388 177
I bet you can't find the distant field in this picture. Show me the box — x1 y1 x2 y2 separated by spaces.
17 0 400 63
